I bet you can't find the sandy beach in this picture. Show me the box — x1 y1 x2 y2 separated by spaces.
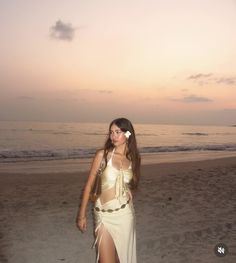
1 156 236 263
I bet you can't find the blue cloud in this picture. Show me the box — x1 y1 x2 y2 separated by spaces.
216 77 236 85
187 73 212 80
172 94 213 103
50 20 76 41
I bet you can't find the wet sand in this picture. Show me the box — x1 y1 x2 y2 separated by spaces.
0 156 236 263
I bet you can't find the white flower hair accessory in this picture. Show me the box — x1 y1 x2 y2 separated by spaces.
124 131 131 139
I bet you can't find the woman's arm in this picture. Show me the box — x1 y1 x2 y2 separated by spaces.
76 149 104 233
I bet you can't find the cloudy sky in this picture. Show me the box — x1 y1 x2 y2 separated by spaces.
0 0 236 125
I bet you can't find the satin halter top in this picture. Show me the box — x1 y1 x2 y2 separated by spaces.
101 148 133 200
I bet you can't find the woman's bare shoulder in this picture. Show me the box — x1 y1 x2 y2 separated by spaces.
95 148 105 159
90 149 105 170
95 148 113 159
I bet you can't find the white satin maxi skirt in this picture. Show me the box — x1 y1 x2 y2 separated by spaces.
93 197 137 263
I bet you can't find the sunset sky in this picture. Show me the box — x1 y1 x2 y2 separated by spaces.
1 0 236 125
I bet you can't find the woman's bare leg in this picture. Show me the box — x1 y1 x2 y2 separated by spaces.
97 226 119 263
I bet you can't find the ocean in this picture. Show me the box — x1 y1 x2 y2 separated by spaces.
0 121 236 163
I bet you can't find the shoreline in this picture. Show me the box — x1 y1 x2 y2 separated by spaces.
0 150 236 174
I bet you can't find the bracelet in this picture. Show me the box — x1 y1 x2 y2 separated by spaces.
78 216 86 221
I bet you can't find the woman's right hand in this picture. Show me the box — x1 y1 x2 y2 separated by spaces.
76 150 104 233
76 217 87 233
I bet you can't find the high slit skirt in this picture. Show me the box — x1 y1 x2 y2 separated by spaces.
93 198 137 263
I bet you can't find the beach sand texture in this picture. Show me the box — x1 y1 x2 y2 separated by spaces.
0 157 236 263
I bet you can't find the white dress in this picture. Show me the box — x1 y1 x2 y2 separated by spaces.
93 149 137 263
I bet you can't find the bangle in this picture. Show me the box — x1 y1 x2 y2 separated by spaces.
78 216 86 221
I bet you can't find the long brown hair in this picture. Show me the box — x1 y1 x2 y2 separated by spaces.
103 117 141 189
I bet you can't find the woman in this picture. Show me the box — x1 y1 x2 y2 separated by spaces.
77 117 141 263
